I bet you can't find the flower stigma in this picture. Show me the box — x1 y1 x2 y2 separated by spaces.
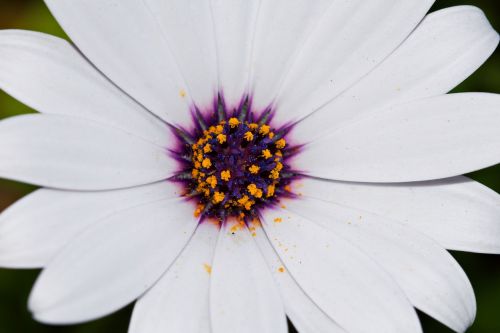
171 95 300 222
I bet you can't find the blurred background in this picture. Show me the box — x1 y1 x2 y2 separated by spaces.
0 0 499 332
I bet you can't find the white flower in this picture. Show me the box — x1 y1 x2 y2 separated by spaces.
0 1 499 332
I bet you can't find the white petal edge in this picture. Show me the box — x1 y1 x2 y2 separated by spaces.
0 30 170 147
210 220 287 333
0 114 174 190
261 208 422 333
129 222 218 333
0 181 181 268
29 197 198 324
294 5 499 142
44 0 192 126
210 0 261 109
252 221 346 333
288 196 476 332
250 0 333 111
273 0 435 125
296 93 500 182
297 176 500 254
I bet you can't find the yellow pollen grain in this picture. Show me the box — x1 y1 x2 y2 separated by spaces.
262 149 272 159
274 217 283 223
212 191 225 204
206 175 217 189
238 195 250 205
270 170 280 180
217 133 227 144
275 162 283 171
244 131 254 141
215 125 224 134
275 150 283 157
194 161 201 169
247 184 260 196
259 125 270 135
179 89 187 98
202 158 212 168
194 204 204 218
268 132 275 139
191 169 199 178
275 138 286 149
267 185 275 197
197 153 204 162
278 266 285 273
249 123 258 130
249 165 260 174
244 200 254 211
221 170 231 181
229 117 240 128
203 263 212 275
203 144 212 153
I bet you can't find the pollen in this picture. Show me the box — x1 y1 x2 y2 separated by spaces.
267 185 275 197
206 175 217 189
202 158 212 168
203 144 212 153
249 165 260 174
244 131 254 141
247 184 260 196
217 134 227 144
262 149 272 159
212 192 225 204
276 138 286 149
203 263 212 275
259 125 270 135
221 170 231 181
228 117 240 128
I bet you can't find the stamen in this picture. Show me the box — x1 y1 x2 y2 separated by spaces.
172 96 300 221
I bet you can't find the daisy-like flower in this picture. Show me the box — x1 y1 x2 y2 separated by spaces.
1 1 500 332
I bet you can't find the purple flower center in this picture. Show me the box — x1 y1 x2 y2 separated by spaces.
171 95 300 221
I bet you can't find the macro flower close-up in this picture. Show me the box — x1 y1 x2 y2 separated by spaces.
1 0 500 332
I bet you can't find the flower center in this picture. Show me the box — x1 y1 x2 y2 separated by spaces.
172 96 300 221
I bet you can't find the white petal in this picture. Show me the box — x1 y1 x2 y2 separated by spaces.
273 0 435 125
129 222 218 333
0 182 181 268
29 197 198 324
44 0 191 125
210 0 260 108
0 114 174 190
252 222 346 333
210 220 287 333
294 6 499 141
250 0 333 111
289 197 476 332
261 208 421 333
296 93 500 182
0 30 169 146
140 0 218 108
298 177 500 254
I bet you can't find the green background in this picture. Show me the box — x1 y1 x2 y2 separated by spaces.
0 0 499 332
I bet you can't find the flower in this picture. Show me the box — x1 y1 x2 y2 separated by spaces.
0 1 499 332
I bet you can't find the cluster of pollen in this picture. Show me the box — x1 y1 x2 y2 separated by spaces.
190 117 286 214
172 97 299 221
